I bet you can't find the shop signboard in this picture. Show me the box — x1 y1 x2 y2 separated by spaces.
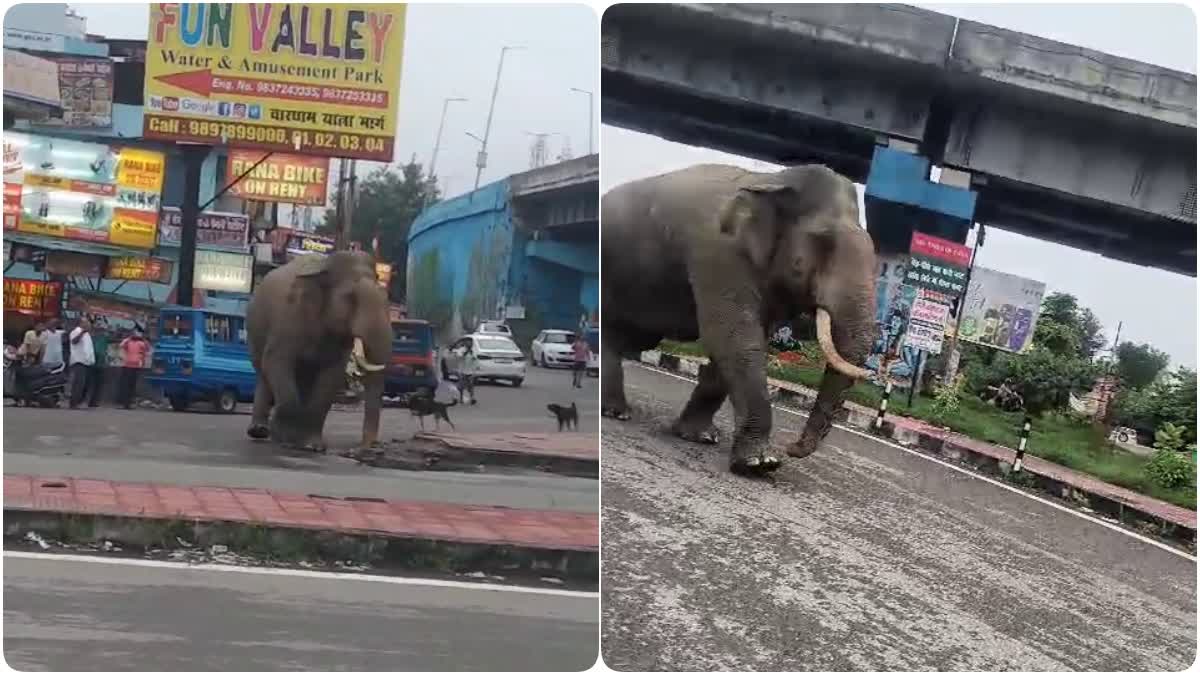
40 57 115 128
157 207 250 251
45 250 106 277
226 150 330 206
105 256 175 284
3 278 63 317
4 28 67 53
284 230 335 259
902 292 952 355
143 4 408 161
194 250 254 293
957 266 1047 354
3 132 165 249
904 232 971 298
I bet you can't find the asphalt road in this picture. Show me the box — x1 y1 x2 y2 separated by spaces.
3 366 598 512
601 364 1196 671
3 553 599 671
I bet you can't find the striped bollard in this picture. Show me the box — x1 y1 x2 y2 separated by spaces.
875 381 892 430
1013 416 1032 472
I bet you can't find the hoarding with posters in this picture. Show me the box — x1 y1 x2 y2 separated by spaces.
40 57 114 128
957 266 1047 354
143 4 407 161
157 207 250 251
226 150 330 205
2 132 165 248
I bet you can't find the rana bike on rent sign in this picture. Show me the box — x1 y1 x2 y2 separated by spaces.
142 4 407 161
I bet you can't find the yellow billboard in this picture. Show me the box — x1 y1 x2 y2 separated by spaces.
143 4 407 162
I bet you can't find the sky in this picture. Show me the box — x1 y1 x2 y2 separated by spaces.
601 2 1198 369
70 2 599 198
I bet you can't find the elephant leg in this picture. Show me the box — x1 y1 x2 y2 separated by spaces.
671 361 725 444
600 335 631 421
247 373 273 440
262 352 304 435
293 364 348 453
696 294 781 476
789 366 852 459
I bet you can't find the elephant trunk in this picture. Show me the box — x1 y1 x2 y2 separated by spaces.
789 292 874 460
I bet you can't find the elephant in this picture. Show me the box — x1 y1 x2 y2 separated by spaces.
601 163 876 475
245 250 392 452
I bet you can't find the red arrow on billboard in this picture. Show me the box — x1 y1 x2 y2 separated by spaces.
155 69 215 97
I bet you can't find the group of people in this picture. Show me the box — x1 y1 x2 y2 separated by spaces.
15 317 151 409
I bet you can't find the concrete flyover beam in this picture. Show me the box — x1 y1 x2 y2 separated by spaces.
944 100 1197 226
948 20 1197 131
601 3 951 181
509 155 598 198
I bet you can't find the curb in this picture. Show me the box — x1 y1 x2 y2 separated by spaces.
638 350 1197 547
4 476 599 584
404 432 598 479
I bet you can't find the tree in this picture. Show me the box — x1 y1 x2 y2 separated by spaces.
1111 366 1197 444
1114 341 1170 389
1078 308 1106 360
1032 292 1105 360
322 159 439 301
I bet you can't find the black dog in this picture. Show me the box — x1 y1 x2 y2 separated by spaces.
548 402 578 431
408 394 457 431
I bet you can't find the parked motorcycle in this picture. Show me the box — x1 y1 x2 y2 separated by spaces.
5 355 67 408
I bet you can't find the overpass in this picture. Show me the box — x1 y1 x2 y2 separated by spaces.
602 3 1197 275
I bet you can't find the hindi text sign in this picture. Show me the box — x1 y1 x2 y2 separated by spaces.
105 256 175 284
143 4 407 161
905 232 971 298
157 207 250 251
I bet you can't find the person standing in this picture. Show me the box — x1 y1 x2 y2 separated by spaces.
40 319 65 369
570 333 590 389
87 326 110 407
68 317 95 409
117 327 150 409
19 321 44 365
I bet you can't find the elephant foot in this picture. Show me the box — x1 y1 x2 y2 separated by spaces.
787 437 820 460
247 423 270 440
729 437 783 477
602 403 632 421
672 418 720 444
298 435 327 454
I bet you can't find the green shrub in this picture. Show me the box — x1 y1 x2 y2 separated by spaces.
1145 449 1195 489
929 377 963 427
1154 422 1188 453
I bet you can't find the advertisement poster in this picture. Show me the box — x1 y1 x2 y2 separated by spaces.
276 228 335 261
3 132 165 248
904 232 971 298
958 266 1047 354
864 254 921 386
226 150 330 205
3 278 63 317
105 256 175 284
157 207 250 251
143 4 408 161
41 57 115 128
903 293 952 355
194 250 253 293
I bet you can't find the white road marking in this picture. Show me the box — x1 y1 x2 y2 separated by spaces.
3 551 601 599
634 363 1197 562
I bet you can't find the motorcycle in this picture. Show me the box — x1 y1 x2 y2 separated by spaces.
5 355 67 408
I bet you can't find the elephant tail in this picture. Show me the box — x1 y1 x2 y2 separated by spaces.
816 308 872 380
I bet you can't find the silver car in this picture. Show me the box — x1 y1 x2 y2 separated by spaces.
441 333 527 387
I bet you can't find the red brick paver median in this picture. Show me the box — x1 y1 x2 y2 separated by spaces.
4 475 598 552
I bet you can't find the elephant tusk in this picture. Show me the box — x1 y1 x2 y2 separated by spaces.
352 337 388 372
816 308 873 380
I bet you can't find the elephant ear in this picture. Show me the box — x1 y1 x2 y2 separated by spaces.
718 183 793 271
292 254 330 277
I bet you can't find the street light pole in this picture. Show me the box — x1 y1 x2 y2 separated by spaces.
474 45 524 190
570 87 594 155
430 96 466 179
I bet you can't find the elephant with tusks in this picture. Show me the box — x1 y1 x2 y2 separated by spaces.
601 163 876 475
245 250 392 452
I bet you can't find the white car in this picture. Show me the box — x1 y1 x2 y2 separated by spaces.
441 333 527 387
474 321 512 336
531 329 578 368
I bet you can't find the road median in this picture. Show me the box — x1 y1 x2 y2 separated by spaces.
343 431 599 479
638 350 1196 549
4 474 598 586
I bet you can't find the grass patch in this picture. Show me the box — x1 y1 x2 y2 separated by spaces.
657 340 1196 511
